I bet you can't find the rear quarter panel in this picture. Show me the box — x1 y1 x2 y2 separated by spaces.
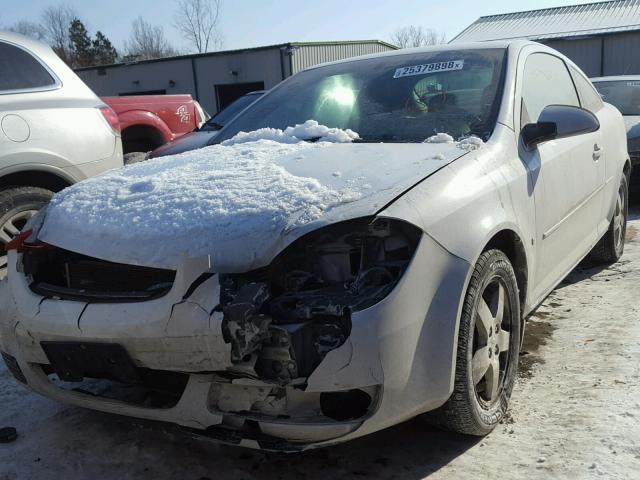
0 36 120 175
598 103 629 222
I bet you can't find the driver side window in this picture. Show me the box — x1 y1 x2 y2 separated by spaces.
521 53 580 128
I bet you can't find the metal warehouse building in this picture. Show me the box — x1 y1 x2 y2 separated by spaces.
451 0 640 77
76 41 396 114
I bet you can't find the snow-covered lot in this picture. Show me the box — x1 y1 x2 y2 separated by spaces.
1 208 639 480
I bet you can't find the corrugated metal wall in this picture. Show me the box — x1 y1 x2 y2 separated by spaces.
292 43 395 73
540 31 640 77
602 31 640 75
543 38 603 77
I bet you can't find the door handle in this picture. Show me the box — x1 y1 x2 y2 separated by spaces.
593 143 602 161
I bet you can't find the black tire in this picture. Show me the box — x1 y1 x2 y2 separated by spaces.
123 152 148 165
426 249 521 436
587 173 628 265
0 186 53 277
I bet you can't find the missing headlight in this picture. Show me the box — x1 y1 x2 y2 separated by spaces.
220 217 421 383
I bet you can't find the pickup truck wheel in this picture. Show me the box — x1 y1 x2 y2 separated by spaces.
587 173 628 265
0 187 53 278
424 249 521 436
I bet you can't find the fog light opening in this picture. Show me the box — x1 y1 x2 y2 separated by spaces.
320 389 372 421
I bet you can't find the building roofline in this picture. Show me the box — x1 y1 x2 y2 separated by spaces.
74 40 398 72
477 0 622 20
449 0 637 43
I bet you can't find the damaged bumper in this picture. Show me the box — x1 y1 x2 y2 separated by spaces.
0 228 470 451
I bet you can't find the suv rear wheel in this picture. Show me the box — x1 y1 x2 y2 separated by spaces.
0 186 53 278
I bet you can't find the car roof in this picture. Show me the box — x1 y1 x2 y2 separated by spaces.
591 75 640 82
0 30 54 59
301 40 536 72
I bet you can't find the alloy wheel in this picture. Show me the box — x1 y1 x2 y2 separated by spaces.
613 185 626 253
472 278 512 405
0 209 37 278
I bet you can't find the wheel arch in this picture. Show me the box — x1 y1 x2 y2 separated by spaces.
118 111 173 154
481 228 529 336
623 158 631 181
0 168 74 193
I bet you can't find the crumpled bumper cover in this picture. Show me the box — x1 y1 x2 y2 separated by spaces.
0 233 470 451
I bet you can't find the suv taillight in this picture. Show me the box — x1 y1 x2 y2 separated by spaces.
99 106 121 135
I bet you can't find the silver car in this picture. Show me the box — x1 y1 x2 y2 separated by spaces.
0 31 123 277
0 41 629 451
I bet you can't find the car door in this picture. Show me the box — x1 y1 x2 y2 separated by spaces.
518 52 605 300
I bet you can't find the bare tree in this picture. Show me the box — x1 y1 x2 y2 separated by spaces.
174 0 223 53
41 4 77 61
391 25 446 48
7 20 46 41
124 17 177 61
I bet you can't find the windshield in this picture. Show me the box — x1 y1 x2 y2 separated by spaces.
204 92 264 130
592 80 640 115
215 49 506 144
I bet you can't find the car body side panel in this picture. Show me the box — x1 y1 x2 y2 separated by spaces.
379 124 538 313
102 95 199 139
596 103 629 224
115 109 175 142
0 32 123 181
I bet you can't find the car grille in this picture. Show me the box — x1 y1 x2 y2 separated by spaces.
23 244 175 302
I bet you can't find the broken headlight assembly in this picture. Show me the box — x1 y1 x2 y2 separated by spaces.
220 217 422 384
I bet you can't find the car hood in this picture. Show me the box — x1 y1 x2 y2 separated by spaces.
148 130 219 158
38 141 468 272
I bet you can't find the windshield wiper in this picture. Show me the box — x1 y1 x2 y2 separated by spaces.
352 137 410 143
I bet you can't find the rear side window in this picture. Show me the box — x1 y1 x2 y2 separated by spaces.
0 41 57 93
570 67 604 113
521 53 579 127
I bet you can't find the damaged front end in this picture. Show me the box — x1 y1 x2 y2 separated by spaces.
5 216 423 448
213 217 421 421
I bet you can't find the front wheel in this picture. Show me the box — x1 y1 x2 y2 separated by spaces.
426 249 521 436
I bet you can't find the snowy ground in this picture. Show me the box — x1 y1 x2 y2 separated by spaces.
1 208 639 480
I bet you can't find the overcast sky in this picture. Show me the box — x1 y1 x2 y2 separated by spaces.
3 0 604 52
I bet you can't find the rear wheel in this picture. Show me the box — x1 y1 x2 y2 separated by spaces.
587 173 628 265
426 249 521 436
0 186 53 278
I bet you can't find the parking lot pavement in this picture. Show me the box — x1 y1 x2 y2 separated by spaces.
1 209 639 480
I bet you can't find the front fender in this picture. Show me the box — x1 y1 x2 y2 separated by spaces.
378 124 536 309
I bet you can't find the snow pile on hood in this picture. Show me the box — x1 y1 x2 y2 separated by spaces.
39 136 363 270
425 133 455 144
457 135 485 151
425 133 485 151
222 120 360 145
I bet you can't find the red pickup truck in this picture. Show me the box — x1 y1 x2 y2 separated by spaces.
101 95 208 154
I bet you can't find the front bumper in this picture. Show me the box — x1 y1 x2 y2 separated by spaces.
0 233 470 451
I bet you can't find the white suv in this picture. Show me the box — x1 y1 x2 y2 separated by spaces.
0 31 123 277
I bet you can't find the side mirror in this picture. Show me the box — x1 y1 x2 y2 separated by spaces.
521 104 600 150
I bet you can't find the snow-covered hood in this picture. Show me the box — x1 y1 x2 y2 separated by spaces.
39 139 469 272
